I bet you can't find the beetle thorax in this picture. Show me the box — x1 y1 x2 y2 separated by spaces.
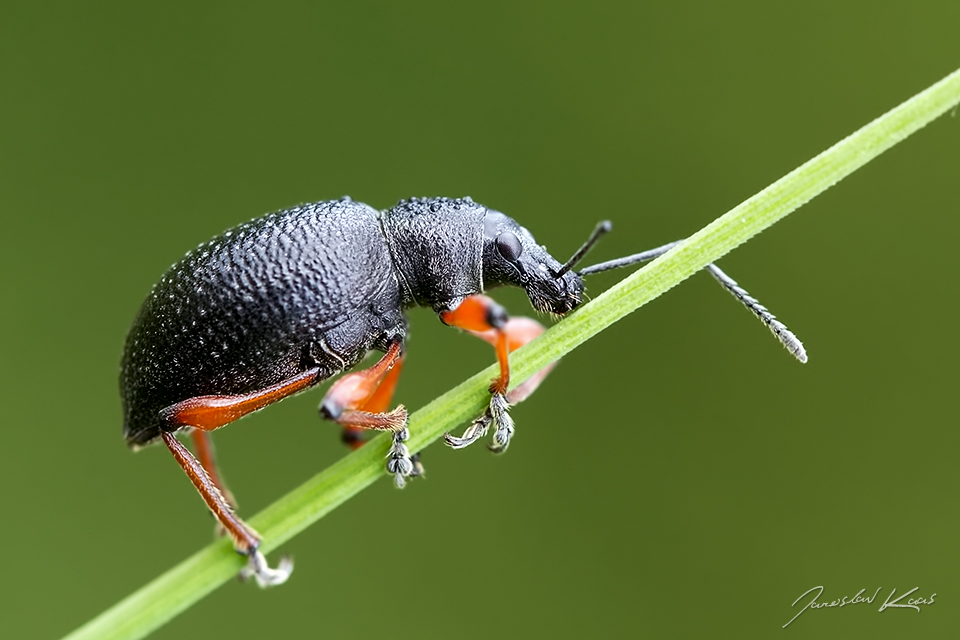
380 197 486 312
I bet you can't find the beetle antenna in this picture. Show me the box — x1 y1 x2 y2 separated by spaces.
578 240 682 275
706 263 807 363
580 239 807 362
552 220 612 278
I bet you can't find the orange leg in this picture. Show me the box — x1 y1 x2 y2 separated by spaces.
319 342 405 430
162 431 292 587
160 367 321 431
340 355 405 450
336 354 426 480
441 295 511 394
190 428 236 510
441 295 553 453
157 367 321 587
319 341 415 487
466 316 555 405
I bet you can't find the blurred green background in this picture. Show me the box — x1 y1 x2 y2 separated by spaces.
2 2 958 638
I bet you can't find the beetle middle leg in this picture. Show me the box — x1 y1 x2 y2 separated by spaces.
441 295 555 453
338 354 404 448
338 353 427 479
319 341 415 487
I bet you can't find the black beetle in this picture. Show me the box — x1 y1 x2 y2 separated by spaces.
121 195 805 585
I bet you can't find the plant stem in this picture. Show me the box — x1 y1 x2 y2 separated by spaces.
63 67 960 640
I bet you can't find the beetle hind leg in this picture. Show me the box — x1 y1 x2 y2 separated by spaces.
162 432 292 587
156 368 327 586
190 429 236 511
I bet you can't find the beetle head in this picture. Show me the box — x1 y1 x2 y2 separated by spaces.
482 211 584 315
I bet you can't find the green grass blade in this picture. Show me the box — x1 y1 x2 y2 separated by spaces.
63 66 960 640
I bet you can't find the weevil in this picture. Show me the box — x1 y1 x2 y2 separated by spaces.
121 196 805 586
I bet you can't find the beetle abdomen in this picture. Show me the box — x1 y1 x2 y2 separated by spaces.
121 199 404 446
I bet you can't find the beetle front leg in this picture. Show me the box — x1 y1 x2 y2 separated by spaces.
440 296 554 453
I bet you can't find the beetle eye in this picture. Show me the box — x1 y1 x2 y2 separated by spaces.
495 232 523 262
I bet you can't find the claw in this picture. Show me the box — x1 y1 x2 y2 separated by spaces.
445 393 515 453
239 549 293 588
486 393 514 454
387 426 414 488
409 452 425 478
444 411 492 449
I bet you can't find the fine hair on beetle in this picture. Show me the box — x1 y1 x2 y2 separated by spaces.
120 196 806 586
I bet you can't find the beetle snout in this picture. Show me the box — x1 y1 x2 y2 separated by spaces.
557 271 584 312
552 287 582 314
551 296 579 314
529 271 583 315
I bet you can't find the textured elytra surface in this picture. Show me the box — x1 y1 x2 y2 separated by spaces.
120 199 405 445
